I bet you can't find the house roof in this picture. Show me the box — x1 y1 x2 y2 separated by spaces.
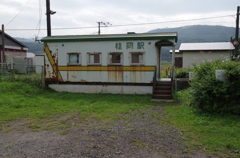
179 42 235 51
0 31 28 50
41 32 178 43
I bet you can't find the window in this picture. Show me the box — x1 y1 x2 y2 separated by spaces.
109 52 123 65
68 53 81 65
130 52 144 65
87 52 101 65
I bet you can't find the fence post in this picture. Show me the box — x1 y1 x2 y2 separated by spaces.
12 63 14 81
41 65 45 87
0 64 1 80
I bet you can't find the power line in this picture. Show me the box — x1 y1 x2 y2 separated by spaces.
107 15 235 27
6 0 32 27
35 0 44 40
5 14 235 31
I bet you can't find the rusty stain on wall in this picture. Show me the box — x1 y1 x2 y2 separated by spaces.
107 65 123 82
131 70 136 83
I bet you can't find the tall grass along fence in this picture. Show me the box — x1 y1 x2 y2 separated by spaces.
0 63 44 87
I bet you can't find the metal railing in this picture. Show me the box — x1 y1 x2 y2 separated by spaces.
171 65 175 95
152 66 157 95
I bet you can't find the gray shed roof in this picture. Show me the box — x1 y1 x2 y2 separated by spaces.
0 31 28 50
179 42 235 51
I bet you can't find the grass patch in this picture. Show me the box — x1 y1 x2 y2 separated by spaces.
59 130 69 135
164 89 240 157
0 81 156 131
0 73 44 87
109 135 118 139
130 139 147 148
3 81 240 157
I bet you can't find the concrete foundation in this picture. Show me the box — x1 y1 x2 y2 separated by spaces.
49 84 152 94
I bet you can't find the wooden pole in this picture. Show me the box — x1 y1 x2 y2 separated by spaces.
97 22 101 35
235 6 239 57
2 24 5 63
235 6 239 43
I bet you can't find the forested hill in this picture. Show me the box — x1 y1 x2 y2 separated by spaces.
148 25 238 61
15 38 43 55
16 25 238 61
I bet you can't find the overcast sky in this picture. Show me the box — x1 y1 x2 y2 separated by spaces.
0 0 239 39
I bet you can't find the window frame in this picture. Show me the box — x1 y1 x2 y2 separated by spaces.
108 52 123 65
67 52 81 65
87 52 102 65
129 52 145 65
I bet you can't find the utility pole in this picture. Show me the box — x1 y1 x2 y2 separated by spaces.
1 24 5 73
1 24 5 63
46 0 56 36
97 22 112 35
234 6 240 57
46 0 51 36
97 22 100 35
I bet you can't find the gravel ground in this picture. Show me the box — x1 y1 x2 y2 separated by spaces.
0 105 218 158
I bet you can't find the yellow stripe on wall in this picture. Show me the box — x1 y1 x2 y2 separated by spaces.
58 66 155 71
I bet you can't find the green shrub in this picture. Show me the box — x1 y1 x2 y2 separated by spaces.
189 59 240 114
175 68 193 78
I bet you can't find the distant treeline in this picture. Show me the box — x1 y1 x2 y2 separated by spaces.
17 25 239 61
148 25 238 61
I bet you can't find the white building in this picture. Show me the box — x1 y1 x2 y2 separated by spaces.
41 32 177 96
172 42 235 68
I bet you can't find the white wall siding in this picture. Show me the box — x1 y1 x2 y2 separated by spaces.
45 39 162 83
182 51 231 68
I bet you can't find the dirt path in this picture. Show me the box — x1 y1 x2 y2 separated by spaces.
0 106 217 158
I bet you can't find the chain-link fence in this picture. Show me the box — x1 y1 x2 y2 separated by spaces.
0 63 45 87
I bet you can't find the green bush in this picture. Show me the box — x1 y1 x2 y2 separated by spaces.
175 68 193 78
189 59 240 114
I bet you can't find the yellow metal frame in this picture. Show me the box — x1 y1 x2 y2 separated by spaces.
44 43 63 81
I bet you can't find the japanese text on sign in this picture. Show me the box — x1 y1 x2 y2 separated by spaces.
115 42 145 50
126 42 133 49
115 43 122 50
137 42 144 49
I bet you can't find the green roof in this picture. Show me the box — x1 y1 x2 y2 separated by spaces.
41 32 178 43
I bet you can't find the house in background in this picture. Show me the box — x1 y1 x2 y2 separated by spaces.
171 42 235 68
0 30 28 63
